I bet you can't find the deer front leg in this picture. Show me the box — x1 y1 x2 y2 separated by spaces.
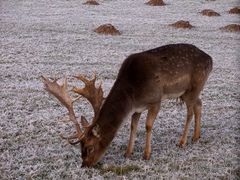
125 113 141 158
192 98 202 142
144 104 160 160
179 105 194 147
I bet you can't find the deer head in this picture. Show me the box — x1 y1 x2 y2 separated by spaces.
41 73 105 167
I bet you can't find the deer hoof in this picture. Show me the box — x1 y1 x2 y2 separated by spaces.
177 140 187 148
124 152 132 158
192 136 201 143
177 143 185 148
143 153 151 160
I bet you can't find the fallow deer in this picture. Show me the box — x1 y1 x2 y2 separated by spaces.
42 43 212 167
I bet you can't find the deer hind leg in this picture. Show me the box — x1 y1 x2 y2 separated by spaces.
178 86 203 147
125 113 141 158
144 103 160 160
192 98 202 142
178 104 194 147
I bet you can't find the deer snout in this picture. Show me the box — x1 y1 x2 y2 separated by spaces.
82 155 104 168
81 161 91 168
81 159 97 168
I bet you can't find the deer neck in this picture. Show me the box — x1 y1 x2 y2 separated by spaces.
95 80 133 146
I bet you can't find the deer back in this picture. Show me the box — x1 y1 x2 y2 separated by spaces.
115 44 212 108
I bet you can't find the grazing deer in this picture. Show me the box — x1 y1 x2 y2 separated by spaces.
42 43 212 167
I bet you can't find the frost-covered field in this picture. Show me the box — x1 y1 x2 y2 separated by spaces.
1 0 239 179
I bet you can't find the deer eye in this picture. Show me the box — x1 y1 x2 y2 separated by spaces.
87 146 94 155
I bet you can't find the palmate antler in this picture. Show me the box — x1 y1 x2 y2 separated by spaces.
72 73 104 124
41 73 104 145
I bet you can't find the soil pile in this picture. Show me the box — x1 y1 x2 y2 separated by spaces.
220 24 240 32
145 0 165 6
169 20 193 29
228 7 240 14
201 9 220 16
83 0 99 5
94 24 121 35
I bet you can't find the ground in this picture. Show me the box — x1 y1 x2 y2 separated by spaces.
0 0 239 179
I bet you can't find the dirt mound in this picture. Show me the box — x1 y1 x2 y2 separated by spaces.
94 24 121 35
220 24 240 32
201 9 220 16
169 20 193 29
228 7 240 14
83 0 99 5
145 0 166 6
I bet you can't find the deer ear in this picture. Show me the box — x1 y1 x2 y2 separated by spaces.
92 124 101 138
81 116 89 128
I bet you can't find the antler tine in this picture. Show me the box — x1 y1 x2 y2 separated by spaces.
72 73 104 123
72 95 81 103
91 72 97 84
41 75 84 143
73 74 90 85
73 72 97 87
41 76 70 107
